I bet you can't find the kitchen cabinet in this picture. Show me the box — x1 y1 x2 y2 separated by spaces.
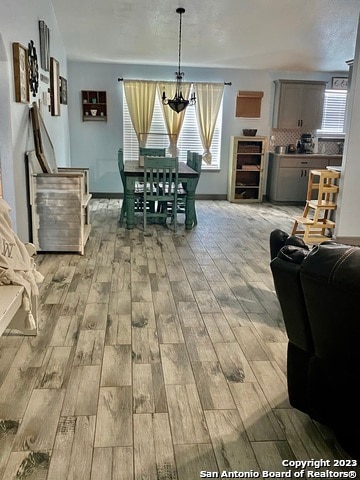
267 154 342 204
228 136 266 202
272 80 326 129
81 90 107 121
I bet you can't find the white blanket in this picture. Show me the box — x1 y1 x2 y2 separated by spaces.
0 199 44 329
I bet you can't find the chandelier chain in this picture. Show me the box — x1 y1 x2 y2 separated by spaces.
162 7 195 113
177 10 182 75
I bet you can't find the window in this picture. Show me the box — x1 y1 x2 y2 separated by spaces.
123 89 223 169
317 89 347 135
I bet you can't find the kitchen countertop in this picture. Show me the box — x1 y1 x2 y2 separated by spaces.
271 153 343 158
326 166 342 172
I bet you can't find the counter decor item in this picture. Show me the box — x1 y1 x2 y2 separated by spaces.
288 144 297 153
275 145 287 154
90 109 97 117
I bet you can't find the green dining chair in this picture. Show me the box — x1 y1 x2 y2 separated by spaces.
175 151 202 226
117 148 148 224
139 147 166 157
143 156 179 232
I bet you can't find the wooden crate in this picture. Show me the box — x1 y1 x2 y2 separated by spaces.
27 151 91 255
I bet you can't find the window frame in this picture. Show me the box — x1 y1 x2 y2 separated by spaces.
123 87 223 170
316 88 347 137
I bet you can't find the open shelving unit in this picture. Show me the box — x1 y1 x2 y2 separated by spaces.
81 90 107 121
228 136 266 202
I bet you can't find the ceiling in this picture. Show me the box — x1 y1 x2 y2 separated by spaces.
51 0 360 72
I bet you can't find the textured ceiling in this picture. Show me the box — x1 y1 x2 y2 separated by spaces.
51 0 360 72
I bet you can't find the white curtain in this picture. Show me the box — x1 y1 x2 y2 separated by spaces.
194 83 224 164
157 82 191 156
123 80 157 147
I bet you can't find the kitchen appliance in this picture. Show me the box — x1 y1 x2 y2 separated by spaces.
299 133 314 154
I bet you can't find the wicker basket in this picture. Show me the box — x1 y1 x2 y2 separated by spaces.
238 145 261 153
242 129 257 136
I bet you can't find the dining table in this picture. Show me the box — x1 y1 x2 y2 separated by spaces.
123 160 199 230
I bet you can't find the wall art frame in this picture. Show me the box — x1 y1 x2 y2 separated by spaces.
331 77 348 90
39 20 50 71
12 42 30 103
28 40 39 97
59 76 68 105
30 102 58 174
50 57 60 116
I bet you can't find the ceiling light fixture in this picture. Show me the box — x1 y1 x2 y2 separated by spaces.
162 7 196 114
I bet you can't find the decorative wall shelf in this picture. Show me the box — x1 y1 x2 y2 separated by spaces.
81 90 107 121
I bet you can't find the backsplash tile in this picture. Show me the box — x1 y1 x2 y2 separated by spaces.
268 128 344 155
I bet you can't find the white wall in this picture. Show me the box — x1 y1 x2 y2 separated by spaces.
335 14 360 242
0 0 70 241
68 61 336 195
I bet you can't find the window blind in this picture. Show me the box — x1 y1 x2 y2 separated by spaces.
123 88 222 169
318 89 347 134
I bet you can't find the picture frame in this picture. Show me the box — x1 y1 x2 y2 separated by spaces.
331 77 348 90
12 42 30 103
28 40 39 97
50 57 60 116
59 76 68 105
39 20 50 71
30 102 58 174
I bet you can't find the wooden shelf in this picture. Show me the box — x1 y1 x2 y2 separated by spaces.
81 90 107 121
228 136 266 203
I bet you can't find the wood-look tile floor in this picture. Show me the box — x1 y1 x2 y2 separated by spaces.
0 199 356 479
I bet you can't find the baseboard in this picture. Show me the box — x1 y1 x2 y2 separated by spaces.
91 192 122 198
90 193 227 201
195 194 227 200
332 236 360 246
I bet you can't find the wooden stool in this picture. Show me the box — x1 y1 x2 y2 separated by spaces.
292 169 340 243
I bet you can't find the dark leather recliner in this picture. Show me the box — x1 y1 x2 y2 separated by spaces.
270 229 360 459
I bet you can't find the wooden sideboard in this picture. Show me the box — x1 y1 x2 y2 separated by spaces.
27 151 92 255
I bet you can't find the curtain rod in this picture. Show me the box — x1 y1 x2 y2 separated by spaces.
117 77 232 86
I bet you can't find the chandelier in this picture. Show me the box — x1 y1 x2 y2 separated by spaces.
162 7 196 114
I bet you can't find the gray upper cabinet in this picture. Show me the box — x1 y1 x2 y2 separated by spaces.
272 80 326 129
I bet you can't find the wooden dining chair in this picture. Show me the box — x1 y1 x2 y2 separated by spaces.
176 151 202 226
143 156 179 232
117 148 148 224
139 147 166 157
